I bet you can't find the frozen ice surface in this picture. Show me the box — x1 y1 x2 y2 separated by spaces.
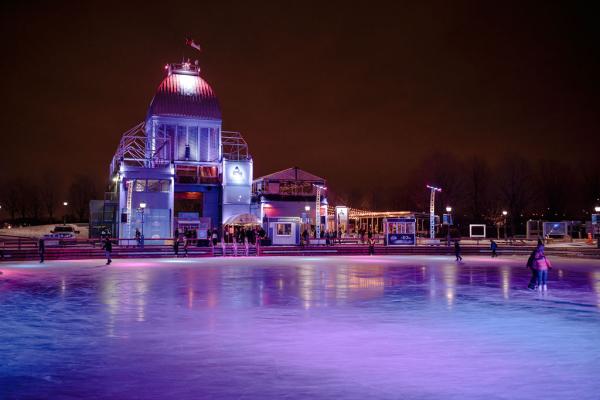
1 255 600 400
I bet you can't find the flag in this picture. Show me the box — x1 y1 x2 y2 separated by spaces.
185 37 201 52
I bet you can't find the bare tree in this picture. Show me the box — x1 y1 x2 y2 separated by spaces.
464 157 492 223
40 172 59 222
68 175 98 222
495 155 534 235
536 160 573 220
0 178 20 221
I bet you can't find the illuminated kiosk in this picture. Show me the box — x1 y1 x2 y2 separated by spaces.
109 61 253 242
383 217 416 246
251 167 327 244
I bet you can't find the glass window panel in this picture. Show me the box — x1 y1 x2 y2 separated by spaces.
134 180 146 192
159 180 170 192
277 223 292 236
209 128 219 161
177 126 187 160
199 128 209 161
188 127 199 161
147 180 161 192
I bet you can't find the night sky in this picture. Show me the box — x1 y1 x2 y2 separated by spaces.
1 1 598 198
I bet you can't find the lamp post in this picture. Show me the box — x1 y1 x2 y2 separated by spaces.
502 210 508 241
139 202 147 248
445 206 452 245
63 202 68 225
595 206 600 248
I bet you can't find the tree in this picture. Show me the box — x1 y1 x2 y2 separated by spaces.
464 157 491 224
40 172 59 222
68 175 98 222
536 160 573 220
0 178 20 221
495 156 534 236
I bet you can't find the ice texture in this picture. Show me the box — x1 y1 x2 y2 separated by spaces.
1 255 600 399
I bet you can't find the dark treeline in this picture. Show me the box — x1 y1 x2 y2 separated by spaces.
1 154 599 235
340 153 600 236
0 174 99 225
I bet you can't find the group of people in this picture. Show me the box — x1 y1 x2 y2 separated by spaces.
527 240 552 291
451 238 553 291
171 226 267 257
38 235 113 265
221 226 266 245
172 228 191 257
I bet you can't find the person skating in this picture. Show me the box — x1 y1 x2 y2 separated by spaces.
301 229 309 247
135 228 142 247
212 230 218 247
102 236 113 265
490 240 498 258
38 237 45 263
526 247 538 290
368 237 375 255
534 247 552 292
454 240 463 262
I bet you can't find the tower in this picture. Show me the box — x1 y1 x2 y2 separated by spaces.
109 59 253 241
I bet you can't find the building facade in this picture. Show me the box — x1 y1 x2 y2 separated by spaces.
108 61 253 241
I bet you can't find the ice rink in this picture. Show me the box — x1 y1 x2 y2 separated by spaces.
1 255 600 399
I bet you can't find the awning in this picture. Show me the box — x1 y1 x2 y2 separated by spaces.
223 213 260 225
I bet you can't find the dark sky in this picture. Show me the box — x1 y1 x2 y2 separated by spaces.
1 0 598 196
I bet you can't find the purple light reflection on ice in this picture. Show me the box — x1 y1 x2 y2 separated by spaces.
0 255 599 399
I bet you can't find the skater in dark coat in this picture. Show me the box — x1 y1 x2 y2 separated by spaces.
490 240 498 258
102 236 113 265
38 238 45 263
454 241 462 261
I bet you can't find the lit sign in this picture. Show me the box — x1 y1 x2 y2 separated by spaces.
232 166 243 179
387 234 416 245
224 161 252 186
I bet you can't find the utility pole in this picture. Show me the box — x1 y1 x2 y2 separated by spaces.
313 184 326 243
426 185 442 240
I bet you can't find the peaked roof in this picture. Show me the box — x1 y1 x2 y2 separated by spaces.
254 167 325 182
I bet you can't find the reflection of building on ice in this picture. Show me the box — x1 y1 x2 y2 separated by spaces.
104 60 253 242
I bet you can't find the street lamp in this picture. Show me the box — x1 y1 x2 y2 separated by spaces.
304 205 311 224
445 206 452 245
594 206 600 248
502 210 508 241
63 202 68 225
139 202 147 248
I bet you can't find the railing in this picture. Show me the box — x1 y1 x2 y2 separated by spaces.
0 234 38 251
222 131 250 160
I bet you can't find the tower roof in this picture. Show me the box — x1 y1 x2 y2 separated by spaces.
147 62 221 120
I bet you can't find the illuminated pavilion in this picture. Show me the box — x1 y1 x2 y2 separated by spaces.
107 61 253 241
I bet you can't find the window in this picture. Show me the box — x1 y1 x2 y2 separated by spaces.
134 180 146 192
276 223 292 236
159 179 170 192
176 126 199 161
209 128 219 161
200 127 209 161
147 180 161 192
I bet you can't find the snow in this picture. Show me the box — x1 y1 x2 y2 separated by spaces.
0 224 89 239
1 255 599 399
